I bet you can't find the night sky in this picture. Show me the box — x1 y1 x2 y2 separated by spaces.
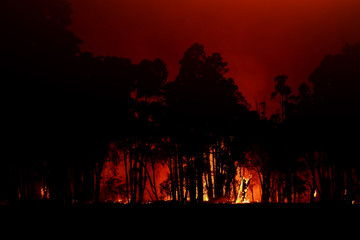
68 0 360 109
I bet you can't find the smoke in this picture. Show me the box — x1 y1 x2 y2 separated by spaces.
68 0 360 109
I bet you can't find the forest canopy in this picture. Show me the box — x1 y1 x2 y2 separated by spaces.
1 0 360 205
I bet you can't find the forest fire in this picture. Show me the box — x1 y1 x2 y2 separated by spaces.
99 142 262 204
40 186 50 200
2 0 360 208
96 138 359 205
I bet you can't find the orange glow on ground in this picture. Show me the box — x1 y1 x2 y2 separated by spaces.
99 145 262 204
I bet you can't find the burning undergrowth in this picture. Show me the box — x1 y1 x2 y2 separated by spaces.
99 140 263 204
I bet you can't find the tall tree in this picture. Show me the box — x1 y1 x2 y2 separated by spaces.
270 75 299 202
165 43 254 202
1 0 82 202
309 43 360 202
271 75 296 122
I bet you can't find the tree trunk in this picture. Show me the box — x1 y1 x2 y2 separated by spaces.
317 163 331 202
174 152 179 201
292 170 297 203
74 161 82 202
196 156 203 203
138 141 144 203
206 149 213 201
261 171 271 203
188 158 196 203
129 141 136 203
169 155 174 200
94 159 104 203
150 156 158 201
285 170 292 203
345 167 353 204
178 153 184 202
334 165 345 202
124 148 130 203
309 153 317 203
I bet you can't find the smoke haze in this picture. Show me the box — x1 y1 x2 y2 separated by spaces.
68 0 360 108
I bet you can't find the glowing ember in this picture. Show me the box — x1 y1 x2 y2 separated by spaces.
40 186 50 199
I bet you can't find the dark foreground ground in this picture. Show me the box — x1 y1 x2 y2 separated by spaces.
2 199 360 210
2 200 359 218
1 201 358 236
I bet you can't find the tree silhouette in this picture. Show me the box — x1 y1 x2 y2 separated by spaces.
2 0 82 202
271 75 296 122
2 0 360 205
269 75 307 202
309 43 360 202
164 43 256 203
136 59 168 100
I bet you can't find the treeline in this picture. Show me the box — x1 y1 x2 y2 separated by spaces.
1 0 360 204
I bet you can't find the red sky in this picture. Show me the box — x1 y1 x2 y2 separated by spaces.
68 0 360 110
